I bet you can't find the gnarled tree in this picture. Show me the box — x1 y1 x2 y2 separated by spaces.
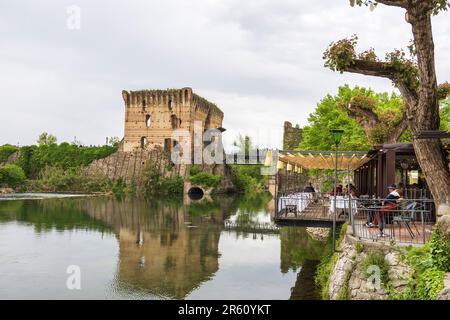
324 0 450 218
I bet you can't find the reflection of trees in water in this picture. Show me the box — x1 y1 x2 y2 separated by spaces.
0 194 318 299
0 199 109 233
279 226 327 274
289 260 321 300
280 227 327 300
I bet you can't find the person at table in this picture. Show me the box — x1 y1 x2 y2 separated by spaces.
378 184 401 237
349 186 360 198
329 184 343 196
303 182 315 193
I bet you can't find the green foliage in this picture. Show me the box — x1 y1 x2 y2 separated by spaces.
324 34 419 92
429 225 450 272
0 144 18 163
35 166 112 193
315 223 347 299
389 229 448 300
337 265 354 300
189 165 201 176
0 164 26 188
231 165 267 194
361 252 390 287
17 143 117 178
37 132 57 146
440 99 450 131
300 85 409 149
414 268 445 299
112 178 127 196
162 176 184 195
385 49 420 90
300 86 371 151
355 242 364 253
189 172 221 189
323 35 358 73
141 163 184 195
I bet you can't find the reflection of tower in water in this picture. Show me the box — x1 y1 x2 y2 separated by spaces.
82 197 224 299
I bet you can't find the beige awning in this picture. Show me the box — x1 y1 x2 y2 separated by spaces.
278 151 371 170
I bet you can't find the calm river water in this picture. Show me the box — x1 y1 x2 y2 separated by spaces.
0 194 327 300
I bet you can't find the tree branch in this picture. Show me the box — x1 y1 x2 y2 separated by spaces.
388 111 408 143
375 0 408 8
346 59 398 79
344 59 419 108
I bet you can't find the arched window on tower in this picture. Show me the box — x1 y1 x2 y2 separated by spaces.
168 99 172 111
171 115 178 129
145 114 151 128
142 99 146 112
140 137 147 149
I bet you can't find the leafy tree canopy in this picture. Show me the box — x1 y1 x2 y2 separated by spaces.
299 85 411 151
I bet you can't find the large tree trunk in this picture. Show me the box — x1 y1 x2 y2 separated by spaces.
408 4 450 211
412 139 450 204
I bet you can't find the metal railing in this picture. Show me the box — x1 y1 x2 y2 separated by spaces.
276 192 332 219
349 198 435 244
274 192 436 244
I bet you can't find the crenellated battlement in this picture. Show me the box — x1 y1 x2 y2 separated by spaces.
122 88 223 120
122 88 193 107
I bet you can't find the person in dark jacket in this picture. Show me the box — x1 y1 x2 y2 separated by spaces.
303 182 315 193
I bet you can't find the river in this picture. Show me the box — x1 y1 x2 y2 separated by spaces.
0 194 328 300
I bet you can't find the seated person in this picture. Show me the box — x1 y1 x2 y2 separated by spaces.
329 184 343 196
303 182 316 193
365 185 400 228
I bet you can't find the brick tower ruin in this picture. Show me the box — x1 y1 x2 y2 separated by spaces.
121 88 225 153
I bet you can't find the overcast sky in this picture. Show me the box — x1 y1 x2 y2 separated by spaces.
1 1 449 150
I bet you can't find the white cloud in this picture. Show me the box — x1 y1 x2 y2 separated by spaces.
0 0 448 149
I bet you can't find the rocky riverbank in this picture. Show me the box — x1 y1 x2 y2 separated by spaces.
322 225 449 300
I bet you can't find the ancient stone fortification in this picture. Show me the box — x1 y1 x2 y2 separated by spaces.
86 88 234 192
121 88 224 153
85 147 234 192
283 121 302 150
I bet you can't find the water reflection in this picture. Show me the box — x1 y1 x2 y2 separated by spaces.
0 194 328 299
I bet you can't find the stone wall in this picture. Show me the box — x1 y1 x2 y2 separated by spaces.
283 121 302 150
328 226 414 300
85 148 234 192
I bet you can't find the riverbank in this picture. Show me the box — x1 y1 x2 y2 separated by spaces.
316 223 450 300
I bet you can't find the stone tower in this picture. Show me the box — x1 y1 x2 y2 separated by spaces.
283 121 302 150
121 88 225 153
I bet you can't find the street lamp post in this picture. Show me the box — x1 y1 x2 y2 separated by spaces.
330 129 344 252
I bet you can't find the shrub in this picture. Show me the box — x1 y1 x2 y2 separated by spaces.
0 164 26 188
36 166 111 193
162 176 184 195
361 252 390 288
430 225 450 272
230 165 267 193
0 144 18 163
189 165 201 176
189 172 221 189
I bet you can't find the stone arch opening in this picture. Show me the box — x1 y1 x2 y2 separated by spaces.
145 114 151 128
168 99 172 111
188 187 204 200
140 137 147 149
171 114 178 129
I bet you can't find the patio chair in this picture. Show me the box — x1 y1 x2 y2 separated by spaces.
392 201 420 238
285 204 297 216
